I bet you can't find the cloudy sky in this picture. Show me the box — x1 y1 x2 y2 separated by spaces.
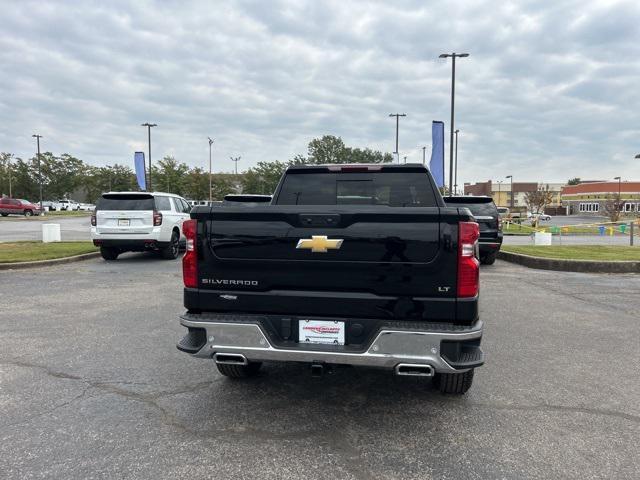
1 0 639 185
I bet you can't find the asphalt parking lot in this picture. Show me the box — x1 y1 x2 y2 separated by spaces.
0 215 91 242
1 257 638 479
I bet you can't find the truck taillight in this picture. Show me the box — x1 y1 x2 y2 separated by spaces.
458 221 480 298
90 213 96 226
153 211 163 226
182 219 197 288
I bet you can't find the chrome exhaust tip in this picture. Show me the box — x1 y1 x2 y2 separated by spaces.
395 363 434 377
214 353 248 365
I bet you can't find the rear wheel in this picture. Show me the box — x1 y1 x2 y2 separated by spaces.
100 247 119 261
24 210 33 217
481 252 496 265
1 213 8 217
216 362 262 378
433 369 474 394
160 231 180 259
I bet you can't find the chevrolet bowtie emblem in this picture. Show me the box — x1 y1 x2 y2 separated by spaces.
296 235 344 253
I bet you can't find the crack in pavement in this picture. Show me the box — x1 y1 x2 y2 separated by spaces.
0 358 376 479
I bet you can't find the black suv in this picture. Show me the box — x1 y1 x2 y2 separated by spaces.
444 196 503 265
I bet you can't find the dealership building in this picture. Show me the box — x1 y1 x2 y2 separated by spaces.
561 181 640 215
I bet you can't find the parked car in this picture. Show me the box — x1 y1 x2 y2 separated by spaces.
528 212 551 221
177 164 485 394
57 199 80 211
444 196 503 265
496 207 509 218
41 200 58 211
0 198 42 216
91 191 191 260
78 203 96 211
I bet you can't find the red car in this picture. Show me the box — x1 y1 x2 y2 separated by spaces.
0 198 42 216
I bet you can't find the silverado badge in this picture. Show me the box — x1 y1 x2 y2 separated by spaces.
296 235 343 253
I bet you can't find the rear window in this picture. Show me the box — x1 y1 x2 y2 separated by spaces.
276 171 437 207
96 194 155 211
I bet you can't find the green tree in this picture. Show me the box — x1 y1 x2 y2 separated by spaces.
83 164 137 202
567 178 581 185
9 157 39 200
305 135 393 165
152 156 189 195
211 175 236 200
183 167 209 200
0 152 16 197
241 160 288 195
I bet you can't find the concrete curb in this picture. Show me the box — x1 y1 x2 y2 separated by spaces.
0 251 101 271
498 250 640 273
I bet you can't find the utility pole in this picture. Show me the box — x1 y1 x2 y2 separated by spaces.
32 134 43 209
7 154 12 197
439 52 469 194
208 137 214 202
230 156 241 175
454 129 459 196
497 180 503 206
614 176 621 211
388 113 406 163
141 123 157 190
422 146 427 165
403 156 407 164
506 175 513 208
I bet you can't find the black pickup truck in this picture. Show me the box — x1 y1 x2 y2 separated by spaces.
177 164 484 394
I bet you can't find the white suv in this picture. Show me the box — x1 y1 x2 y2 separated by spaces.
90 192 191 260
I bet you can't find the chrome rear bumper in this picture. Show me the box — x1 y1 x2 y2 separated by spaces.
179 316 483 374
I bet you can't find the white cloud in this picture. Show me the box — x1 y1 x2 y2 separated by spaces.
1 0 639 185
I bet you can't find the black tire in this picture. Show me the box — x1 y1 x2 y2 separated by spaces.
160 231 180 259
24 210 33 217
216 362 262 378
481 252 496 265
1 213 8 217
433 369 474 394
100 246 119 261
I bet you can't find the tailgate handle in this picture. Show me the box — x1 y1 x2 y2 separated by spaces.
299 214 341 227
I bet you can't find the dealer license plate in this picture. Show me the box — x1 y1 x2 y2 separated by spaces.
118 219 130 226
299 320 345 345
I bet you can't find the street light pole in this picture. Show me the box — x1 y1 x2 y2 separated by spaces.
208 137 214 202
439 52 469 195
454 129 460 196
497 180 503 206
32 134 43 209
7 154 12 198
403 156 407 164
422 146 426 165
388 113 406 163
141 123 157 190
614 176 622 211
230 156 241 175
506 175 513 209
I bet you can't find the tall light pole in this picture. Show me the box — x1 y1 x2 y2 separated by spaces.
403 156 407 164
422 146 427 165
6 154 12 198
506 175 513 208
614 176 621 211
141 123 157 190
635 154 640 159
439 52 469 194
496 180 503 206
389 113 406 163
230 156 241 175
454 129 460 196
208 137 214 202
32 134 43 209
